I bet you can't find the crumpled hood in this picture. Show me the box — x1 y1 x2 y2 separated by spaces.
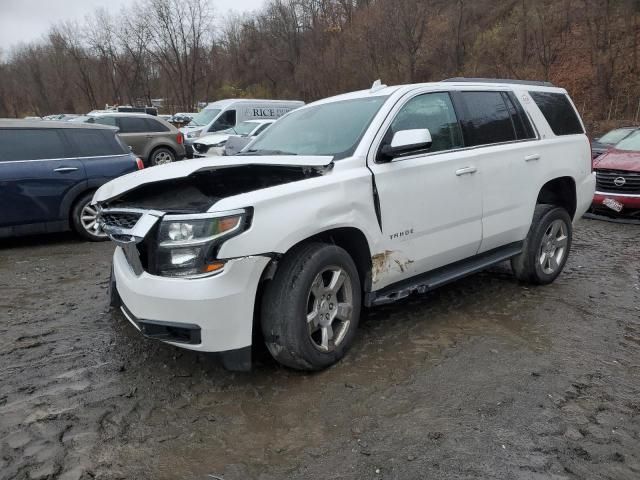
594 148 640 173
93 155 333 203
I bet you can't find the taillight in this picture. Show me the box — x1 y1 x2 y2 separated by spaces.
177 132 184 145
136 157 145 170
589 137 594 172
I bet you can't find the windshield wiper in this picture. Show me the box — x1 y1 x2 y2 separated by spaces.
239 149 298 156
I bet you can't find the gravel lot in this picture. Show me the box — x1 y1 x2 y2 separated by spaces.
1 218 639 480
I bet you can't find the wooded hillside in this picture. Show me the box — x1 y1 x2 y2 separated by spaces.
0 0 638 127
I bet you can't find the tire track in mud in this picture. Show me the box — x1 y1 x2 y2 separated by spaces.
1 221 640 479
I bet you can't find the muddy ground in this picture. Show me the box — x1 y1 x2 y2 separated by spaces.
1 218 639 480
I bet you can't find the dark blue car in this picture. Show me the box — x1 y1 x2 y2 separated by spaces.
0 120 142 241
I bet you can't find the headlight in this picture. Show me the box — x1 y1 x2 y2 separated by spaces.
212 140 227 147
186 130 202 139
155 209 250 278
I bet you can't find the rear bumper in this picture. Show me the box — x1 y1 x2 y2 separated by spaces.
112 246 270 352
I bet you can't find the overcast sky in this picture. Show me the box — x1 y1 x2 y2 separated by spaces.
0 0 265 52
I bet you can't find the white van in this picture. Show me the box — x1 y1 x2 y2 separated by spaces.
181 99 304 143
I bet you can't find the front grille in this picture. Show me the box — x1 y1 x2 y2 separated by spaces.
101 212 142 230
595 169 640 194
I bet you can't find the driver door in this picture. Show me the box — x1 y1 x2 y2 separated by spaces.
367 91 483 289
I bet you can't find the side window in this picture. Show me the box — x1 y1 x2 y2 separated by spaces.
504 92 536 140
118 117 149 133
385 92 463 153
529 91 584 136
210 110 236 132
144 119 169 133
64 129 128 158
93 116 117 127
457 91 516 146
0 129 68 161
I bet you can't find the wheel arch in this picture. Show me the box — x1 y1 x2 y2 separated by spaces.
67 187 98 224
252 226 373 339
537 176 577 219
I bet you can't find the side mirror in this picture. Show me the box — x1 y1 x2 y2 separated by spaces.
380 129 432 160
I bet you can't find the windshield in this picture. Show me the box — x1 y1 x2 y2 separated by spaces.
599 128 634 145
221 121 259 136
244 96 388 158
188 108 221 127
615 130 640 152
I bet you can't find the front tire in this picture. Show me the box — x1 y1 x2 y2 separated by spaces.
511 204 572 284
71 192 108 242
261 243 362 371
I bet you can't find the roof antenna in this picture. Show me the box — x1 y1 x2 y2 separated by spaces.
370 79 387 93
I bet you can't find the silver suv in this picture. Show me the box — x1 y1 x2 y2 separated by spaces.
84 113 186 166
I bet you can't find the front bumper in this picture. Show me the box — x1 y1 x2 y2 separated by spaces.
592 191 640 210
112 246 270 352
576 172 597 220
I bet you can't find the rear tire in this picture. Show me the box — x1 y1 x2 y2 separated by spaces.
150 147 175 166
261 243 361 371
511 204 572 284
71 192 108 242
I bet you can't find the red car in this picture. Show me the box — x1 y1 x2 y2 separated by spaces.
592 130 640 216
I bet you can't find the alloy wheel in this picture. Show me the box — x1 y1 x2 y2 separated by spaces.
539 219 568 274
306 266 354 352
80 202 107 238
154 151 173 165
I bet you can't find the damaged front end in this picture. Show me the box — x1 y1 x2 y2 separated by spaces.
95 157 333 278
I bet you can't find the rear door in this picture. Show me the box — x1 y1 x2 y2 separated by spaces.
116 117 150 156
452 89 538 252
0 128 86 229
367 91 483 288
62 128 137 185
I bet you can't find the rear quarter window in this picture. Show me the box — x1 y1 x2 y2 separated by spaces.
0 129 68 161
64 129 128 157
118 117 150 133
144 119 170 132
529 91 584 136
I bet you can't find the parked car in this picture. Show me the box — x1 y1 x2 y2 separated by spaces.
0 120 143 241
591 126 639 159
95 79 594 371
181 99 303 157
591 129 640 216
83 113 185 166
192 120 274 156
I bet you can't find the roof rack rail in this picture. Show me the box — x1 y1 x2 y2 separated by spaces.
442 77 555 87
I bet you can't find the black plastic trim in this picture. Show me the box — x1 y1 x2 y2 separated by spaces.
120 304 201 345
443 77 555 87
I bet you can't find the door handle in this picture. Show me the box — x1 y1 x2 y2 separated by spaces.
525 154 541 162
455 166 477 176
53 167 79 173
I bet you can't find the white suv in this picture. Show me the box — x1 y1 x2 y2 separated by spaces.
94 79 595 371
